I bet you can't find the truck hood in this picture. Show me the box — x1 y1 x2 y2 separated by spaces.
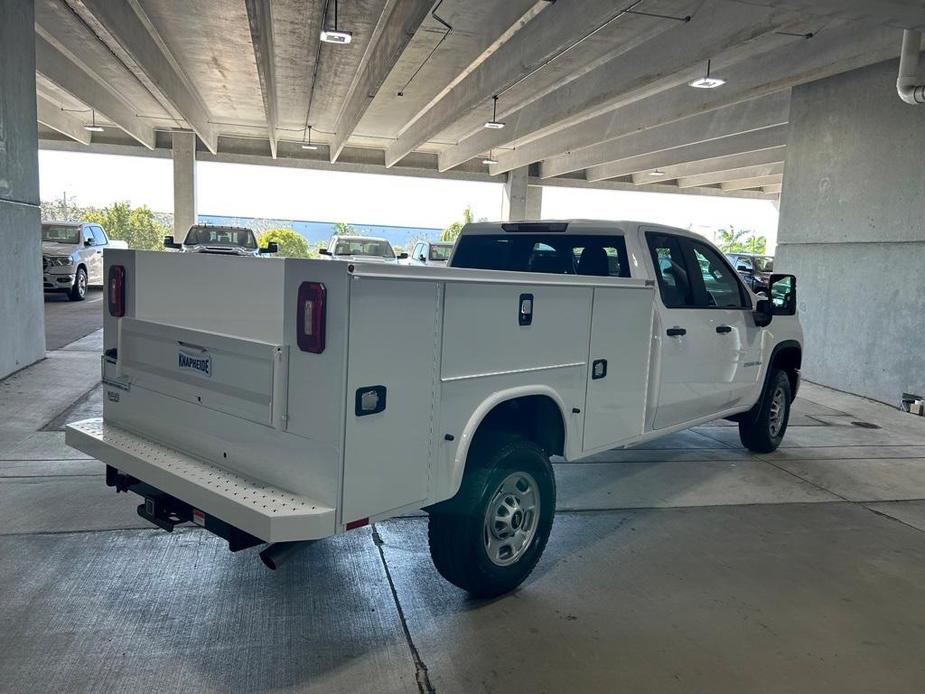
41 241 78 255
183 245 257 256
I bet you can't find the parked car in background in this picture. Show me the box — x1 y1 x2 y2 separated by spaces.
725 252 774 294
164 225 277 256
42 221 127 301
319 235 407 263
407 240 454 266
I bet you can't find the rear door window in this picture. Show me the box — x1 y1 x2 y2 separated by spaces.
646 233 695 308
452 234 630 277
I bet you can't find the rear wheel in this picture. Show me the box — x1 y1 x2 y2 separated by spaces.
68 267 87 301
427 433 555 598
739 369 791 452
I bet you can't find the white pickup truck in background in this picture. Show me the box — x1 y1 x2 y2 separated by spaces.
42 221 128 300
66 220 802 597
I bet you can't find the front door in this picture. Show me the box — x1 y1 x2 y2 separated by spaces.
645 231 759 429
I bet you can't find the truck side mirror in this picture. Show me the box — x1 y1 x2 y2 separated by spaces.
418 254 426 262
397 252 409 260
163 235 182 250
753 298 773 327
259 241 279 254
737 265 749 272
769 273 797 315
318 248 332 256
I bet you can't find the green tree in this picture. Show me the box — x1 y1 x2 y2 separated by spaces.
83 202 167 250
333 222 355 235
257 228 313 258
441 206 474 242
716 225 767 255
41 193 83 222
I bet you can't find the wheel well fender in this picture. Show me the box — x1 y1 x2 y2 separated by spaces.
449 386 568 497
767 340 802 400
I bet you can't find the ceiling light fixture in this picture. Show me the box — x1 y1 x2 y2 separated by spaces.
648 169 666 177
482 150 498 165
483 95 505 129
689 59 726 89
83 109 104 133
320 0 352 44
301 125 319 150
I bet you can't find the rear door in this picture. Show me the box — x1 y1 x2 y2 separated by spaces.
88 226 106 283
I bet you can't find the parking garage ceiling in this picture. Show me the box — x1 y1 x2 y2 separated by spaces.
32 0 925 200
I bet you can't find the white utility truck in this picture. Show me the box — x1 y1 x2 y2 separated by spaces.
66 221 802 597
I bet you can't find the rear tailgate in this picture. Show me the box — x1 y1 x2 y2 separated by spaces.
116 317 289 429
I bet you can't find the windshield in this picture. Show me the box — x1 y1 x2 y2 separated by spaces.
452 234 630 277
185 226 257 248
42 225 80 244
754 256 774 272
334 239 395 257
429 244 453 261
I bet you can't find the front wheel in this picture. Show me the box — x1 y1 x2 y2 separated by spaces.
68 267 88 301
739 369 792 453
427 434 556 598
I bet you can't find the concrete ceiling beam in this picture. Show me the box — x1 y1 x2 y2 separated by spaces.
35 93 91 145
719 173 783 191
329 0 433 163
728 0 925 30
438 0 796 172
69 0 218 153
674 161 784 187
762 183 782 194
34 33 156 149
633 148 786 184
244 0 279 158
586 124 787 182
540 91 789 179
385 0 654 167
490 21 902 175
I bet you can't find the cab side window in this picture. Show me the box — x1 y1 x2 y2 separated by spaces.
91 226 108 246
646 233 694 307
689 241 748 308
82 226 95 246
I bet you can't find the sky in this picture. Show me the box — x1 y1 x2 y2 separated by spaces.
38 150 780 248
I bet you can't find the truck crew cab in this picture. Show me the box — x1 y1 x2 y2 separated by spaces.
66 220 801 597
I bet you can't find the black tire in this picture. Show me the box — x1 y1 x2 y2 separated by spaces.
739 369 792 453
427 433 556 598
68 267 88 301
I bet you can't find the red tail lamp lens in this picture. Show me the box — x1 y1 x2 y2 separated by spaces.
297 282 326 353
108 265 125 317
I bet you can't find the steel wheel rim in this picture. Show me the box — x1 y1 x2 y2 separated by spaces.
77 271 87 297
483 471 540 567
769 385 786 437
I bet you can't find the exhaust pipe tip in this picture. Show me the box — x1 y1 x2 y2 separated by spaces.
259 541 313 570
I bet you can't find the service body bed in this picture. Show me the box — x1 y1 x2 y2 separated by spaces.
67 248 656 544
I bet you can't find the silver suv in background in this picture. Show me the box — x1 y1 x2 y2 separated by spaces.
407 240 454 266
42 221 127 301
319 235 407 263
164 225 277 256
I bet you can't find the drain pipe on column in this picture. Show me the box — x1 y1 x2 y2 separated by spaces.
897 30 925 104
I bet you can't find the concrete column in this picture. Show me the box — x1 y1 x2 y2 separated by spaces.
0 0 45 379
502 167 527 221
526 183 543 220
776 59 925 404
172 131 197 241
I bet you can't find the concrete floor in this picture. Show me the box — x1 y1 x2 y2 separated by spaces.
44 288 104 351
2 327 925 693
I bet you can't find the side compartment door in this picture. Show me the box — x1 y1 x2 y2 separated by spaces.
582 285 654 451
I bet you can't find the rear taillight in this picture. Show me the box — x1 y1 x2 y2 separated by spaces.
108 265 125 317
297 282 326 353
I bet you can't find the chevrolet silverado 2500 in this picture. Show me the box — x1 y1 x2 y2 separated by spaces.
65 220 802 597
